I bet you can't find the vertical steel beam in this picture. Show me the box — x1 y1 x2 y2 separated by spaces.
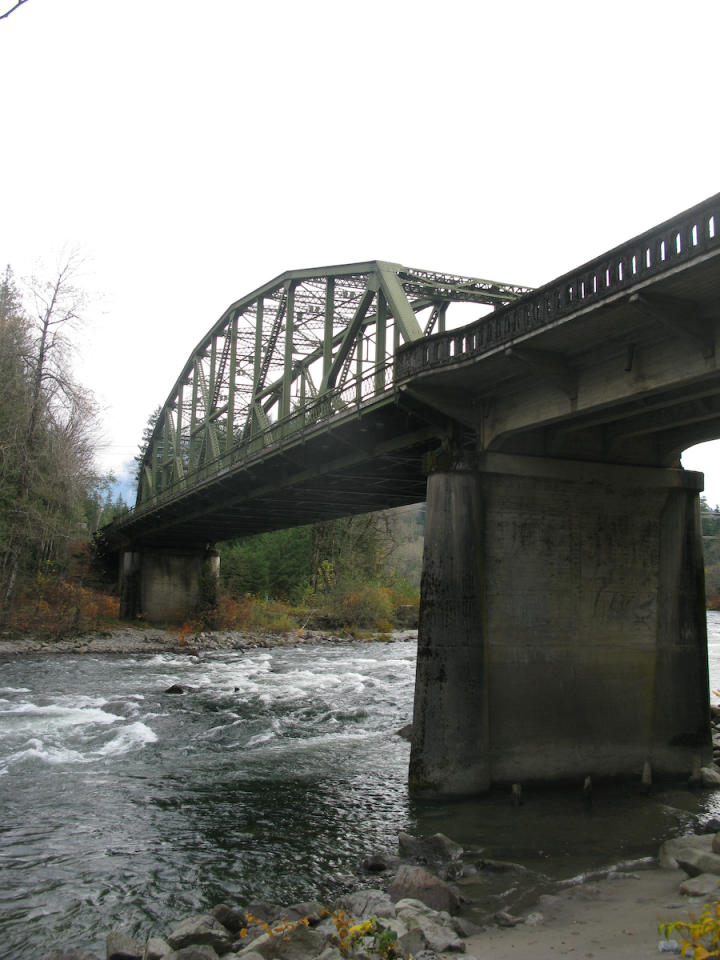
299 321 307 409
355 330 363 404
208 337 217 409
252 298 264 436
375 288 388 393
162 413 172 492
206 337 218 464
226 313 237 453
438 302 448 333
175 383 185 482
324 277 335 384
189 361 199 469
321 280 377 392
281 281 295 421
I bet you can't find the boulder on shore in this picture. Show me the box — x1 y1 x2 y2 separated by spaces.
658 833 720 874
166 914 233 954
388 864 461 914
106 930 143 960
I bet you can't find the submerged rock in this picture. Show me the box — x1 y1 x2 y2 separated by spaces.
398 831 463 865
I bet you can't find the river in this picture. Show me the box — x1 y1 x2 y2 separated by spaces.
2 618 720 959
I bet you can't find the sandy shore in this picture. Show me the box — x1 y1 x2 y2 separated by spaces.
466 865 713 959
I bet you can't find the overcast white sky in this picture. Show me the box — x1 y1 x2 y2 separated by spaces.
1 0 719 504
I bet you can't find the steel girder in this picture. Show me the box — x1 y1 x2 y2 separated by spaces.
136 261 530 506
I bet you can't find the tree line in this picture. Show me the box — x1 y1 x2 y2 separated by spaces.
0 261 119 621
216 506 424 628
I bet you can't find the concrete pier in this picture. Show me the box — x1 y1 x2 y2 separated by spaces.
119 546 219 624
409 453 711 795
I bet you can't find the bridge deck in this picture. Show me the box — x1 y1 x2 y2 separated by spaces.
105 193 720 549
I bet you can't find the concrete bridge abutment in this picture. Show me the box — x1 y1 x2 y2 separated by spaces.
409 452 711 795
119 546 220 625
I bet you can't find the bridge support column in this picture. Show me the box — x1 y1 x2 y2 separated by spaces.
119 546 220 625
410 453 711 795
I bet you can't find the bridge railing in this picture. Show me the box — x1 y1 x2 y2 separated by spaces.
127 359 396 518
395 193 720 379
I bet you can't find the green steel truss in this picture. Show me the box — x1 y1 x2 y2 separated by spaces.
137 261 530 505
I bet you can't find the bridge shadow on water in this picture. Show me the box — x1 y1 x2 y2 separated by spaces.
411 780 720 917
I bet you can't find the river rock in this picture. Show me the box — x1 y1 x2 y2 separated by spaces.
679 873 720 897
144 937 172 959
284 901 326 923
451 915 483 937
167 914 233 953
245 901 286 923
107 929 144 960
494 911 524 928
361 851 399 873
397 927 426 956
658 833 715 870
702 766 720 787
374 916 409 940
389 865 460 914
232 924 324 960
395 899 465 952
339 889 397 919
398 832 463 865
314 949 344 960
211 904 247 933
164 684 185 694
164 948 219 960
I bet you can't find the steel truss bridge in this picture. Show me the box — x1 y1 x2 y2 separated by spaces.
109 193 720 549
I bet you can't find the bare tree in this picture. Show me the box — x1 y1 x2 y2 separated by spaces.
0 254 100 606
0 0 30 22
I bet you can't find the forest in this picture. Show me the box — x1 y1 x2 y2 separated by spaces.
2 258 720 636
0 261 126 634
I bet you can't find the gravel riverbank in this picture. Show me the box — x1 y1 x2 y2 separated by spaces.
0 625 415 657
37 832 720 960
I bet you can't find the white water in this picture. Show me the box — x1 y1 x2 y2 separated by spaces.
1 618 720 959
